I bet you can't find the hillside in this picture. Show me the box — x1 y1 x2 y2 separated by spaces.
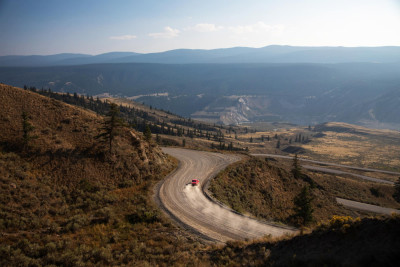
210 156 399 225
1 62 400 128
0 84 207 266
207 215 400 266
1 84 399 266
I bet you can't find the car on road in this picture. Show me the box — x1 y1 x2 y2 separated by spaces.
191 179 200 186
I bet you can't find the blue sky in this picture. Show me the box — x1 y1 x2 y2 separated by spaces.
1 0 400 55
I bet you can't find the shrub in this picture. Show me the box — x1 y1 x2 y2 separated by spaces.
370 187 383 197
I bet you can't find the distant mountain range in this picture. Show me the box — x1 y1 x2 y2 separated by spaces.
1 61 400 129
1 45 400 129
1 45 400 66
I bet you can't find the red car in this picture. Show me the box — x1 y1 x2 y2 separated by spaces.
191 179 200 186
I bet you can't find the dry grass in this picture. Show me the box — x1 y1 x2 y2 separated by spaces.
209 157 352 225
301 128 400 171
0 84 211 266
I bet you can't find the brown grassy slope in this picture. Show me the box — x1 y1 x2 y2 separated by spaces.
0 84 167 187
207 215 400 266
209 157 351 225
0 84 211 266
312 172 400 209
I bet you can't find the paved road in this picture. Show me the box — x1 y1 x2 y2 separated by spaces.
302 165 394 185
252 154 396 184
337 198 399 215
251 153 400 175
158 148 296 243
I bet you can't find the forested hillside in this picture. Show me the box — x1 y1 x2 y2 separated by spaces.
1 62 400 127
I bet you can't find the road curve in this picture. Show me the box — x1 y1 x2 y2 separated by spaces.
158 147 296 243
251 153 400 175
302 165 394 185
252 154 396 184
337 198 399 215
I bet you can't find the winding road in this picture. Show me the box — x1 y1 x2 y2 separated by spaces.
252 153 397 185
157 148 296 243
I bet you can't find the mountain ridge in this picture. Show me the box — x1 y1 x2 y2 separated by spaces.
1 45 400 66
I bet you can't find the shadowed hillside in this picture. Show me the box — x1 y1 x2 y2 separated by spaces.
208 215 400 266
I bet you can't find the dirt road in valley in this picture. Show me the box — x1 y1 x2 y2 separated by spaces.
336 198 399 215
301 165 394 185
157 148 296 243
251 154 400 175
252 153 397 184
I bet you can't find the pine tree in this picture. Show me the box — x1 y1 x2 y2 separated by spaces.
228 142 233 150
21 111 36 148
144 125 152 142
276 140 280 148
182 139 186 147
393 177 400 203
293 185 314 226
291 154 302 179
97 103 125 153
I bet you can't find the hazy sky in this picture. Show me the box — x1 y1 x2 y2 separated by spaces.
1 0 400 55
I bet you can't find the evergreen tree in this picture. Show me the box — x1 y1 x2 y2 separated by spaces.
291 154 302 179
97 103 125 153
393 177 400 203
293 185 314 226
21 111 36 148
250 137 253 143
177 127 183 136
276 140 280 148
228 142 233 150
144 125 152 142
182 139 186 147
